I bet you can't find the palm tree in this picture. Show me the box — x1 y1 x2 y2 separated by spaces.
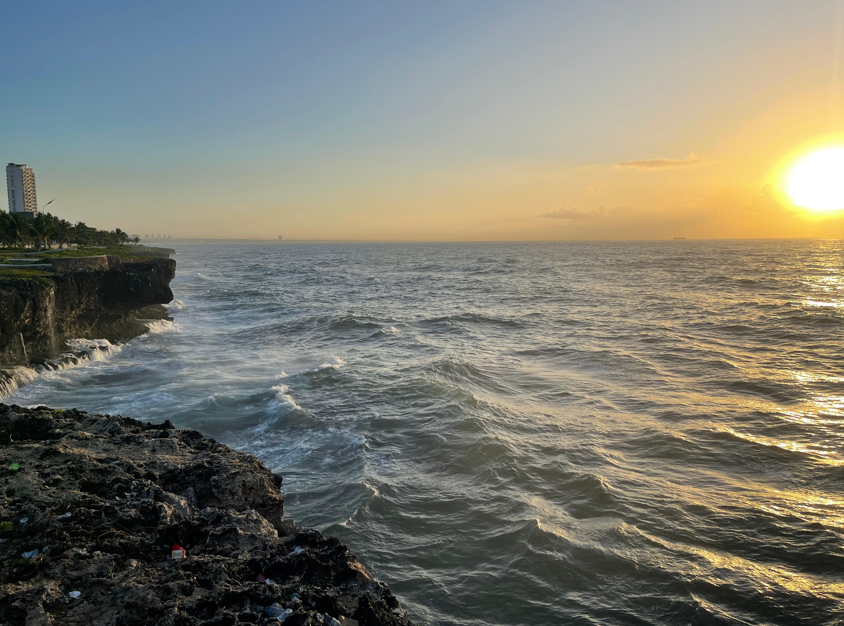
51 218 72 248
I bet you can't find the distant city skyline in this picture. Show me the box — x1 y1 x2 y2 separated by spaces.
3 1 844 240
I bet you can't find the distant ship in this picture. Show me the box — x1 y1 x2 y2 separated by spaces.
673 237 687 240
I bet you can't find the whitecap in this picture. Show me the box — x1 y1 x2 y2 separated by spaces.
316 356 346 371
145 320 179 334
270 385 302 412
0 367 40 399
64 338 122 362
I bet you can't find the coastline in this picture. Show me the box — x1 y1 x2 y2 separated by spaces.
0 250 176 400
0 404 414 625
0 248 416 625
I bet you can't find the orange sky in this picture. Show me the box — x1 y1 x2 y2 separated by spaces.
4 1 844 240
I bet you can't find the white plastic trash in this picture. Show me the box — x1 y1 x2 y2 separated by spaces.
69 591 81 599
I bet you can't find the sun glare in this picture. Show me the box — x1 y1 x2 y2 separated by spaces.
786 147 844 212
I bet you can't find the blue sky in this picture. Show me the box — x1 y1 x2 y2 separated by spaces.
3 1 844 239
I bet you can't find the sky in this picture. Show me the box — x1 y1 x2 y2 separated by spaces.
3 0 844 241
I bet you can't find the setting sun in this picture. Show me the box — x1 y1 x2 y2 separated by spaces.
786 147 844 212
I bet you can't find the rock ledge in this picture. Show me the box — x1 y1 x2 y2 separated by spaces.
0 404 415 626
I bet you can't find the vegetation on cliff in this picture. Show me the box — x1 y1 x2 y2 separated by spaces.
0 211 138 250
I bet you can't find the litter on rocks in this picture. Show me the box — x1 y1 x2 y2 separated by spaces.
8 462 21 473
264 603 292 620
256 573 268 582
19 517 28 524
170 544 186 560
21 549 39 558
69 591 81 599
56 512 72 519
289 546 305 556
322 614 341 626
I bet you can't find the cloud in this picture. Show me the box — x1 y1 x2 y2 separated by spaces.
538 205 633 220
614 154 711 170
537 206 595 220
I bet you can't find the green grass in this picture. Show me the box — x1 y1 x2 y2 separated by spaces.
0 245 170 262
41 245 169 260
0 245 170 280
0 266 51 282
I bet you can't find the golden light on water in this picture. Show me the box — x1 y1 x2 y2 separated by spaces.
785 146 844 212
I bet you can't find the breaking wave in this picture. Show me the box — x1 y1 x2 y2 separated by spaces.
0 338 122 399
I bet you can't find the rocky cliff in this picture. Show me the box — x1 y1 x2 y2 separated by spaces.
0 405 416 626
0 258 176 365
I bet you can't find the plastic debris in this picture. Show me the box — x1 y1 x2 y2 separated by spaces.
289 593 301 603
127 559 139 568
57 512 72 519
69 591 81 599
21 549 39 558
19 517 28 524
256 573 268 582
289 546 305 556
264 603 292 620
322 615 341 626
171 544 186 560
8 463 20 473
0 521 12 532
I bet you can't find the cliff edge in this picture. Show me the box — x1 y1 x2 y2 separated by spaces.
0 404 415 626
0 257 176 365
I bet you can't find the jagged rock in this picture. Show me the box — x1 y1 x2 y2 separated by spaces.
0 405 415 626
0 258 176 365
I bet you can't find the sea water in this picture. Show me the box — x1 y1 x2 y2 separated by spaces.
6 240 844 625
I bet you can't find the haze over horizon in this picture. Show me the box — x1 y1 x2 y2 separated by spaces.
4 1 844 241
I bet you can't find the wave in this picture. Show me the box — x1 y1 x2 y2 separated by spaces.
62 338 122 362
0 338 122 399
315 356 346 372
167 299 186 311
269 384 302 412
145 319 180 334
421 313 521 327
0 366 39 399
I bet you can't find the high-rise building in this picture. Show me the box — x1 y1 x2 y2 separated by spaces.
6 163 38 216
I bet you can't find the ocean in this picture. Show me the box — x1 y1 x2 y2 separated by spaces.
5 240 844 625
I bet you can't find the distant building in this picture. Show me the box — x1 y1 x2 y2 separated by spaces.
6 163 38 216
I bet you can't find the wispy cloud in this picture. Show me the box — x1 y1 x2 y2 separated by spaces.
537 206 594 220
538 206 633 220
614 154 710 170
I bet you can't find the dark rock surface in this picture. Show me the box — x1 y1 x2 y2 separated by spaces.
0 405 415 626
0 258 177 365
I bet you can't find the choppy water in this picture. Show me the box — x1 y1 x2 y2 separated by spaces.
6 241 844 625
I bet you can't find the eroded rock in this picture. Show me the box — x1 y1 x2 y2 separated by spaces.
0 405 415 626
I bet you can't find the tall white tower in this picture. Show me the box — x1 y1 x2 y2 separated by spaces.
6 163 38 216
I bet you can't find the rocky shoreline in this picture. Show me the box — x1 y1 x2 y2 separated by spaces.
0 254 178 400
0 404 416 626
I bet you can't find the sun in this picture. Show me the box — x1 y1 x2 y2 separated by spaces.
785 146 844 212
